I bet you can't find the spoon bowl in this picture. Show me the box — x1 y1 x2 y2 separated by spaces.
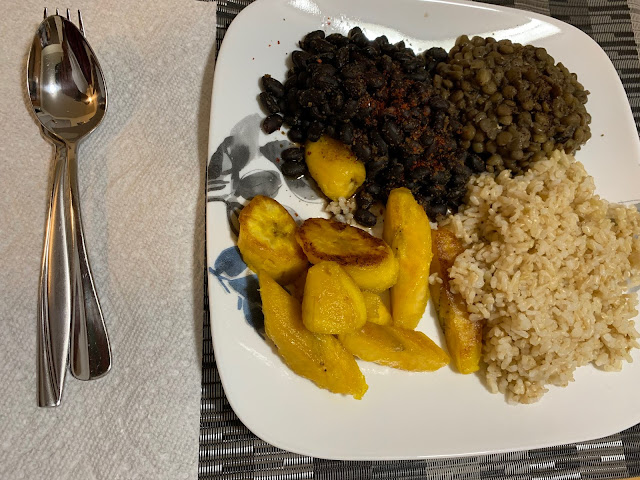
28 15 107 141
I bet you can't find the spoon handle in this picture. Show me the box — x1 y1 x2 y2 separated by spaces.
67 143 112 380
37 144 73 407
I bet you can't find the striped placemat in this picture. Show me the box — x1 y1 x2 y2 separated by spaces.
200 1 640 478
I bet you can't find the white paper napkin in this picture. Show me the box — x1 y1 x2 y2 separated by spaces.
0 1 216 478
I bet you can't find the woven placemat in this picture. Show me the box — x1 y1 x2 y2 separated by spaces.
200 1 640 478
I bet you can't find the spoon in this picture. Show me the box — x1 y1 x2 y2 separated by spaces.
28 14 111 405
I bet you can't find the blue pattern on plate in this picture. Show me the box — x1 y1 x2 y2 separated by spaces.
209 247 264 334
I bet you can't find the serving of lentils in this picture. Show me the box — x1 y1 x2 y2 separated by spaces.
436 35 590 175
258 28 591 224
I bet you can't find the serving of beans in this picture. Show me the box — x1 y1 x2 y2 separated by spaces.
259 27 470 223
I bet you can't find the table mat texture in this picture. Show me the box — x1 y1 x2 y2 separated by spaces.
0 1 216 479
200 0 640 478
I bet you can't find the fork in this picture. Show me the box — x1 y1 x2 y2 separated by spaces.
41 8 111 381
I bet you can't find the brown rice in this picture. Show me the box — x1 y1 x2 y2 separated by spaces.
442 150 640 403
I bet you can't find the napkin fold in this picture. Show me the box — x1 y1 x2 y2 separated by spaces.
0 1 216 478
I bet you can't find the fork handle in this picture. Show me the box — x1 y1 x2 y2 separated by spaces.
38 144 73 407
67 143 112 380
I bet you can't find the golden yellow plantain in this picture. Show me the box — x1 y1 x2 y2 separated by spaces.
338 322 450 372
305 135 366 201
382 188 433 329
296 218 399 292
237 195 308 284
302 262 367 334
430 228 483 375
259 272 368 399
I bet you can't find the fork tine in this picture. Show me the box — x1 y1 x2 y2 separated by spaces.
78 10 85 36
43 7 48 19
66 8 70 20
55 8 59 15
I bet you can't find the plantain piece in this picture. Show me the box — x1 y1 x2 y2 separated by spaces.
296 218 399 292
305 135 366 201
302 262 367 334
382 188 433 330
362 291 392 326
338 323 450 372
237 195 308 284
259 272 368 399
430 228 483 375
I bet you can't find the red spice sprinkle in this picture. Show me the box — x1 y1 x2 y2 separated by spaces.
327 22 331 25
277 40 280 44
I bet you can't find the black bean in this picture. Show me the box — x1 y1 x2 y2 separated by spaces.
365 182 382 196
313 75 339 90
309 106 326 121
325 125 336 137
298 89 324 107
259 92 280 114
341 63 366 79
410 166 430 181
262 75 285 97
262 114 283 134
339 123 354 145
354 209 377 227
281 160 307 178
432 110 446 130
356 190 374 210
282 147 304 163
309 38 336 54
363 44 381 58
288 125 306 143
425 203 448 218
284 75 298 90
292 50 312 69
366 72 385 89
329 93 344 112
297 71 310 88
373 35 389 48
340 99 359 120
353 139 372 161
426 47 448 62
432 169 451 185
369 131 388 156
326 33 349 47
451 173 469 187
351 32 369 48
378 55 393 72
466 153 485 173
348 26 363 38
382 121 403 146
407 71 428 81
307 121 325 142
315 51 335 62
301 30 325 49
336 47 350 69
367 159 387 177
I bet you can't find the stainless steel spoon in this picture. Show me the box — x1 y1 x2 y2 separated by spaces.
28 13 111 405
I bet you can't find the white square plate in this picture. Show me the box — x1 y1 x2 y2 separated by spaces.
206 0 640 460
